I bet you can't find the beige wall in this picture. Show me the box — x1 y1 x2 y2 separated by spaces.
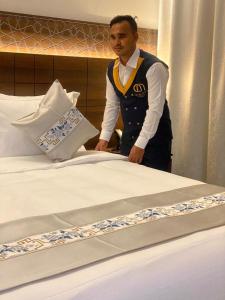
0 0 159 29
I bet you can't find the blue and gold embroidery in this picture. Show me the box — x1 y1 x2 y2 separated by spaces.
1 193 224 261
36 107 83 152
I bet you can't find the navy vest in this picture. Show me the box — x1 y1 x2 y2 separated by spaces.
107 49 173 156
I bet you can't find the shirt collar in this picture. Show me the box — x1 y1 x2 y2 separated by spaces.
119 48 140 69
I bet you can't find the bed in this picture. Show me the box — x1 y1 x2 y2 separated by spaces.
0 52 225 300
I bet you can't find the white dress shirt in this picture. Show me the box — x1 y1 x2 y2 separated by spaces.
99 48 169 149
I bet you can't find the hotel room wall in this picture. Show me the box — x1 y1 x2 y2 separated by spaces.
0 11 157 149
0 51 122 149
0 12 157 58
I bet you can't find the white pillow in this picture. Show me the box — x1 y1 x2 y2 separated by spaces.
12 80 98 161
0 89 71 101
0 91 79 103
0 93 44 101
0 91 80 157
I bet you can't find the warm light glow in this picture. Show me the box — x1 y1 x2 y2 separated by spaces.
0 12 157 58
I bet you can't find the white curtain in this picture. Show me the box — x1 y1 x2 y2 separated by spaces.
157 0 225 186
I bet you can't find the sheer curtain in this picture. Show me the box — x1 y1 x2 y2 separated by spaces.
157 0 225 186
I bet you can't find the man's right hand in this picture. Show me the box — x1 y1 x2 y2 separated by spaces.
95 139 109 151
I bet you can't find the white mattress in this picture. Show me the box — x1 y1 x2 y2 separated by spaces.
0 151 225 299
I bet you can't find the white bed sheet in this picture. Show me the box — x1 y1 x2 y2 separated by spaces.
0 151 225 299
4 226 223 300
0 151 202 224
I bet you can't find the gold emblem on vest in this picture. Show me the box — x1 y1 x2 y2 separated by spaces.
133 83 146 93
133 83 146 97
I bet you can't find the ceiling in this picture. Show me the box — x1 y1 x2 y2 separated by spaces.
0 0 160 29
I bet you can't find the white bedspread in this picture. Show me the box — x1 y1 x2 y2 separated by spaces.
0 151 202 224
0 151 225 299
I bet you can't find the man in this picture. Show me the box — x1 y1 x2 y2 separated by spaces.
95 15 172 171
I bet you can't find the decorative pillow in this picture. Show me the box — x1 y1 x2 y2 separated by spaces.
0 93 44 101
12 80 99 161
0 91 79 104
0 91 80 157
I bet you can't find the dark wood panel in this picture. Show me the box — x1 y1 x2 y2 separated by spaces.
54 56 87 107
85 106 102 149
0 51 118 150
15 54 35 83
35 55 53 83
85 105 123 149
77 106 86 115
86 106 104 129
0 52 14 83
0 82 14 95
87 58 111 106
34 83 51 96
15 84 34 96
54 56 87 84
86 106 123 129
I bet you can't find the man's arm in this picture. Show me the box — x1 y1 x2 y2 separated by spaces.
95 75 120 151
128 62 169 163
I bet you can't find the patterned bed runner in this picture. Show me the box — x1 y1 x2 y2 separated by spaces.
0 184 225 292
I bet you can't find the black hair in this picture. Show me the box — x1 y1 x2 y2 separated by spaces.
110 15 138 32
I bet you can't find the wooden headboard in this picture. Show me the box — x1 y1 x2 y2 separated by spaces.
0 52 122 149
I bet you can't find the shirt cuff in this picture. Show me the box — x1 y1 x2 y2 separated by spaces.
99 130 113 142
134 136 149 149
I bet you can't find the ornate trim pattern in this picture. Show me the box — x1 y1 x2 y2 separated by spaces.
0 12 157 58
36 106 83 152
0 192 224 261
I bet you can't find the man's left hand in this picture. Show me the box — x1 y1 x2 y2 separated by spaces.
128 145 145 164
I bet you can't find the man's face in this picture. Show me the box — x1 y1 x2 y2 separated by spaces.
110 21 138 58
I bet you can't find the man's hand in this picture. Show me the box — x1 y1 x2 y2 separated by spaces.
128 145 145 164
95 139 109 151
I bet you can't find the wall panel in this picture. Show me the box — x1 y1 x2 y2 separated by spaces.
0 52 121 149
0 11 157 58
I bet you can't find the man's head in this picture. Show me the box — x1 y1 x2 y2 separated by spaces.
109 15 138 62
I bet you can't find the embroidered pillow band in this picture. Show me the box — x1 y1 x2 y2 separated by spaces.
36 107 84 153
0 91 80 157
1 192 225 261
12 80 99 161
